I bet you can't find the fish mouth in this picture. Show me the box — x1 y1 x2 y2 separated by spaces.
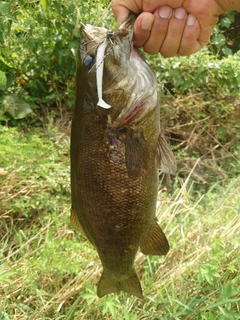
81 14 136 111
81 14 136 62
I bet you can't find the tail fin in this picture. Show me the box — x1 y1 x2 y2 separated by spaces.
97 270 143 299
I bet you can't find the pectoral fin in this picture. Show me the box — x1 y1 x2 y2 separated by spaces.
97 270 143 299
140 220 170 256
156 132 177 175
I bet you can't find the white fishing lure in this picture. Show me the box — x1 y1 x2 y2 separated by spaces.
96 39 111 109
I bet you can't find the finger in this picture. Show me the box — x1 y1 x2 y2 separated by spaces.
133 12 154 48
112 4 130 25
178 14 202 55
142 6 172 54
183 0 220 50
160 7 187 57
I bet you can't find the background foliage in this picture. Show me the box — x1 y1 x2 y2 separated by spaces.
0 0 240 120
0 1 240 319
0 0 113 121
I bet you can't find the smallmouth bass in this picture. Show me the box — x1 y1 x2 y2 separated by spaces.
70 14 176 299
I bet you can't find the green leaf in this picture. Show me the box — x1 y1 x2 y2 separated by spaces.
202 298 240 311
0 2 10 14
40 0 50 12
222 47 233 56
218 126 227 142
0 311 11 320
2 94 33 119
221 284 239 299
211 33 226 49
0 265 16 284
0 70 7 89
220 17 232 28
0 55 14 69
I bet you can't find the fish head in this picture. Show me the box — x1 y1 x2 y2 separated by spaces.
79 14 158 127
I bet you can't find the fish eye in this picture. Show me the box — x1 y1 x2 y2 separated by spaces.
83 55 94 69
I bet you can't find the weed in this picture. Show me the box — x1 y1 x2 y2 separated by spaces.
1 3 240 319
1 124 239 319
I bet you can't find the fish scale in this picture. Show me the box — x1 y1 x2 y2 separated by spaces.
70 13 176 298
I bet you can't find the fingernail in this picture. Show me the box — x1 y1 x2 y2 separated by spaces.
141 16 152 30
187 14 197 26
159 6 172 19
174 7 186 19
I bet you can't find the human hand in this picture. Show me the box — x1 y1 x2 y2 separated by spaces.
112 0 227 57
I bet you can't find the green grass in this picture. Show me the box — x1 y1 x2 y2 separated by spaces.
1 2 240 319
0 123 239 320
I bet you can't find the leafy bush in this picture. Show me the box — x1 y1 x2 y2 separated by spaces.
149 49 240 98
0 0 113 120
1 1 240 122
210 11 240 57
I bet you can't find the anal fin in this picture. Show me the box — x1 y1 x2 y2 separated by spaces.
97 270 143 299
140 220 170 256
